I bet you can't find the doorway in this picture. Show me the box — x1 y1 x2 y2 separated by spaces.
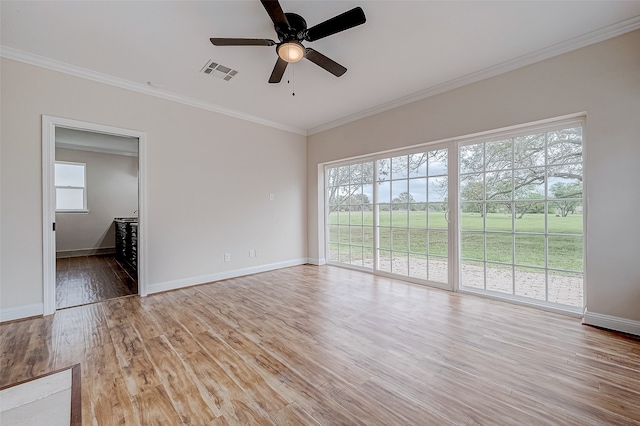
42 116 147 315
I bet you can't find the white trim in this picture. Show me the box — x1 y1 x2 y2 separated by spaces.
147 258 308 294
460 288 584 318
42 116 148 314
42 117 56 316
307 258 326 266
0 304 43 323
1 46 306 136
583 310 640 336
307 16 640 135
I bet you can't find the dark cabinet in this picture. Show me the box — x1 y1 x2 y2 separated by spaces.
130 223 138 270
115 220 129 263
114 218 138 275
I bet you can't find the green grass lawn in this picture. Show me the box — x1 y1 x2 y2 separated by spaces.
328 211 583 271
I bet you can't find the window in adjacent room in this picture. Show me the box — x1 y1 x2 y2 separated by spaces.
55 161 87 212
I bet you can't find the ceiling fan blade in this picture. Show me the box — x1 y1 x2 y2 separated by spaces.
210 38 276 46
269 57 288 83
305 48 347 77
305 7 366 42
260 0 290 31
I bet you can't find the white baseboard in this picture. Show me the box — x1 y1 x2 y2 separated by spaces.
0 303 43 323
56 247 115 258
147 258 309 294
306 257 326 266
583 310 640 336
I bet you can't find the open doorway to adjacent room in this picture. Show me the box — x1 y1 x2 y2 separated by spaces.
54 128 139 309
42 116 147 314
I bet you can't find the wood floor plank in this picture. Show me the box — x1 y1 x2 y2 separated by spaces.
195 330 289 417
1 264 640 425
132 384 183 425
0 319 34 384
109 323 160 395
83 343 136 425
22 316 57 380
183 349 258 421
143 335 218 424
82 303 111 349
270 402 322 426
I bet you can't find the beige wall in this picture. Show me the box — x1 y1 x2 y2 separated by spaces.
0 58 307 311
55 147 138 254
308 30 640 322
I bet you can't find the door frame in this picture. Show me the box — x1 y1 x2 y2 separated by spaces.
42 115 148 315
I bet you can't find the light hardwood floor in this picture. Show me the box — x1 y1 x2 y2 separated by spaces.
2 265 640 425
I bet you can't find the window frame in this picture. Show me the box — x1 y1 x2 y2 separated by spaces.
55 160 88 213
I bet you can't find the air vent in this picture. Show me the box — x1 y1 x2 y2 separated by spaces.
201 60 238 81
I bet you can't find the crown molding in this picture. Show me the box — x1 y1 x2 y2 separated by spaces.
0 46 307 136
307 15 640 136
2 15 638 137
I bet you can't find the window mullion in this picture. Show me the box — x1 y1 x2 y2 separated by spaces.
373 160 379 272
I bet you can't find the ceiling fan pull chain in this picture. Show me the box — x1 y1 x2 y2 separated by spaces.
292 64 295 96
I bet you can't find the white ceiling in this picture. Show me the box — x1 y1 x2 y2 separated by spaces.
2 1 639 134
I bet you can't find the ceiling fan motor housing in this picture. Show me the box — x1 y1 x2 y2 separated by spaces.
276 13 308 43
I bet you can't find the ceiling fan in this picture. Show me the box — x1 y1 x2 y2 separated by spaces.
210 0 366 83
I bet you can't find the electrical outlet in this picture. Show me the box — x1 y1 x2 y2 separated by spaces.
224 253 231 262
249 250 255 258
254 249 259 257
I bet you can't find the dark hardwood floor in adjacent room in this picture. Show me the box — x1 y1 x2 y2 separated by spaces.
56 254 137 309
2 265 640 425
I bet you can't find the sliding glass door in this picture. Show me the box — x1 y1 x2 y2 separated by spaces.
325 117 584 311
326 145 451 288
375 150 449 286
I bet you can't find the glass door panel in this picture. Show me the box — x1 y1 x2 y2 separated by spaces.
376 148 449 286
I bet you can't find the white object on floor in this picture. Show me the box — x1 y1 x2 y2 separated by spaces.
0 369 72 426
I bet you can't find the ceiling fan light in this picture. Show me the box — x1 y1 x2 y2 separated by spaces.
277 42 305 63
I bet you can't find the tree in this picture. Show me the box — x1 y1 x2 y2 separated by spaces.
460 179 484 216
336 193 371 211
550 182 582 217
326 163 374 207
458 127 582 217
391 192 415 210
514 194 545 219
392 191 415 204
327 150 448 209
